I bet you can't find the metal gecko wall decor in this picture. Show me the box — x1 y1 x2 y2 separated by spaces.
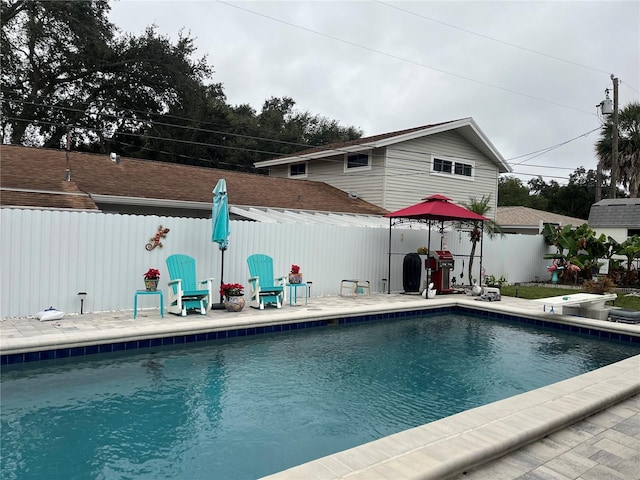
146 225 170 251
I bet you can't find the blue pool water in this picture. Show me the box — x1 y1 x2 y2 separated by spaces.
2 313 639 480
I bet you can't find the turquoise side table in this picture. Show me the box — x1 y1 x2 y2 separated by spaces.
134 290 164 319
287 283 308 306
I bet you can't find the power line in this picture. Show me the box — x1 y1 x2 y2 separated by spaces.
508 127 601 166
8 113 587 184
4 95 603 181
4 90 604 173
217 0 596 117
376 1 612 76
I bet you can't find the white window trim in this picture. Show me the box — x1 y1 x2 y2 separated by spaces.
430 155 475 180
344 151 372 172
288 161 308 178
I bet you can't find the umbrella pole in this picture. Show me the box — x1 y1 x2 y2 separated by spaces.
211 248 226 310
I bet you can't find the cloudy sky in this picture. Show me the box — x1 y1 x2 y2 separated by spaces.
109 1 639 186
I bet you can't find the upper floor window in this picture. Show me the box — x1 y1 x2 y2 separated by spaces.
289 162 307 178
454 162 472 177
345 152 371 171
432 156 473 178
434 158 452 174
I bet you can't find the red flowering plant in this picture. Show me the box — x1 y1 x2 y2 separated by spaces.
219 283 244 298
290 264 300 274
143 268 161 280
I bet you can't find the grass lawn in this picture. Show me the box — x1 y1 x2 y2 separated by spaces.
500 285 640 311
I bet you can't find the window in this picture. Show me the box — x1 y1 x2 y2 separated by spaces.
454 162 472 177
345 153 370 170
289 162 307 177
432 156 474 178
434 158 452 173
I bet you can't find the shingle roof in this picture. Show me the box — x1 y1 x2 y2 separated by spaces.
271 120 458 158
0 145 388 216
497 206 587 228
255 117 511 173
588 199 640 228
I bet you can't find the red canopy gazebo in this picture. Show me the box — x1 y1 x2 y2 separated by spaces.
385 194 489 293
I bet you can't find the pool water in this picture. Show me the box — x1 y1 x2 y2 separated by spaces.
2 313 638 479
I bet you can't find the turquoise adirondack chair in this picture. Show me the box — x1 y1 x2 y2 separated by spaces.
247 254 287 309
166 254 214 316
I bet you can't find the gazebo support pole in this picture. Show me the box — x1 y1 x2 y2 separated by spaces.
479 221 484 286
426 219 432 294
387 218 392 294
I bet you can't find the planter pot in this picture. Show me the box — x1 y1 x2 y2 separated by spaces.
289 273 302 284
224 295 245 312
144 278 159 291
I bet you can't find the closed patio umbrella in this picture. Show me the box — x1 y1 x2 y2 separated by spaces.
211 178 230 309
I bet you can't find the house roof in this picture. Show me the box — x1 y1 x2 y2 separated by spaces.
0 144 388 216
497 206 587 230
254 118 512 173
588 199 640 228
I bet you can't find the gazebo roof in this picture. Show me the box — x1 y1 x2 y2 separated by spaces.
385 194 489 222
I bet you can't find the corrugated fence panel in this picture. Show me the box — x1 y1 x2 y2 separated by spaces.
1 209 551 317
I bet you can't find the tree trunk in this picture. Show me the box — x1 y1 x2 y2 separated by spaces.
468 241 477 286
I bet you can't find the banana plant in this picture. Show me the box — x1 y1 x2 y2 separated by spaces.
612 235 640 284
542 223 613 280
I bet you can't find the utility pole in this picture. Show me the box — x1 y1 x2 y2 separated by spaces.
610 75 619 199
596 161 602 202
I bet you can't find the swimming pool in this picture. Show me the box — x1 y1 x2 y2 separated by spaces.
2 312 639 479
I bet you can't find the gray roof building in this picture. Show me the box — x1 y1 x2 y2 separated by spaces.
588 199 640 228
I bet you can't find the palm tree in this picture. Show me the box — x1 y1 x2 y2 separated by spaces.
595 101 640 198
461 195 503 285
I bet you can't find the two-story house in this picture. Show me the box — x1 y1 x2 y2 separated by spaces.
254 118 511 220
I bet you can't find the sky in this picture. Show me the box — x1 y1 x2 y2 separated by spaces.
108 1 640 186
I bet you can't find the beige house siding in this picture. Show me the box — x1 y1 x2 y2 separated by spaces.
265 129 501 220
384 130 499 218
269 148 388 207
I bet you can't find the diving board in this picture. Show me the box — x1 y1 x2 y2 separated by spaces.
533 293 617 321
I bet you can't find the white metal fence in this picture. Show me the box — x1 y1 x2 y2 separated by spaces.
1 209 552 318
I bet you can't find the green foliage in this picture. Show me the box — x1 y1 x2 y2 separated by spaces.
460 195 503 286
498 176 547 209
0 1 363 171
595 101 640 197
526 168 598 219
484 274 507 288
542 224 620 283
498 168 605 218
608 235 640 286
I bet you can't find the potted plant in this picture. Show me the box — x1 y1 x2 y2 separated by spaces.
219 283 245 312
289 264 302 284
143 268 160 291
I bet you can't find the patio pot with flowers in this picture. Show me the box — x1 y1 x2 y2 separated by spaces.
220 283 245 312
143 268 161 291
289 264 302 284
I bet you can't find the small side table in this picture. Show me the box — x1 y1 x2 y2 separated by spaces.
287 283 308 306
134 290 164 319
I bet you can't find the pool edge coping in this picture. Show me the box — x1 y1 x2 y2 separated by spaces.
258 355 640 480
2 296 638 360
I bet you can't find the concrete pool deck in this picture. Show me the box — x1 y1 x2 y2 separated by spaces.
2 293 639 479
